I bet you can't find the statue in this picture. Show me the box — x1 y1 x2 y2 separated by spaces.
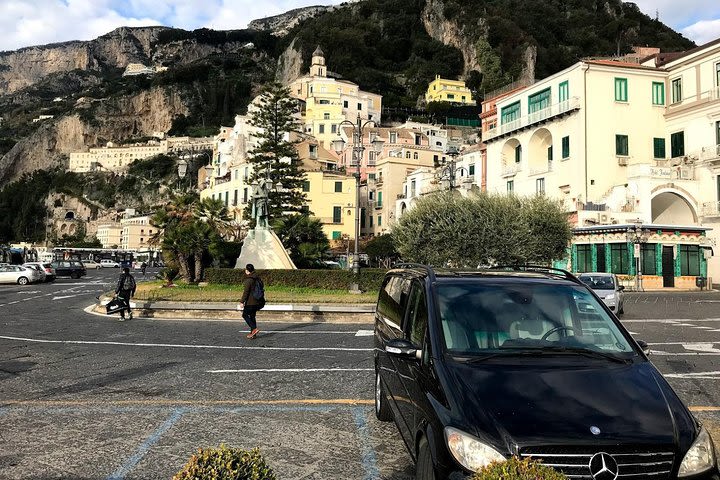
251 179 271 229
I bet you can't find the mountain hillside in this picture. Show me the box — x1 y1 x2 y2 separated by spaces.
0 0 695 187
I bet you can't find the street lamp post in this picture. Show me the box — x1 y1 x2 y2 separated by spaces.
332 113 384 284
437 145 466 191
626 224 651 292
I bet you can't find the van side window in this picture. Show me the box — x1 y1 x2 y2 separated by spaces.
406 283 428 346
377 276 411 330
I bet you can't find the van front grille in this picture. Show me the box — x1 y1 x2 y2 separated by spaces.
519 446 674 479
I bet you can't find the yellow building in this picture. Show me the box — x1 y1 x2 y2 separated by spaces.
97 223 123 249
426 75 475 105
288 46 383 150
120 215 156 250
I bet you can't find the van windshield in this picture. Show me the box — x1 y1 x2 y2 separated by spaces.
436 282 635 356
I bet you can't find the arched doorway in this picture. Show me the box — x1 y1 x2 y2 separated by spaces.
65 211 75 220
651 191 697 224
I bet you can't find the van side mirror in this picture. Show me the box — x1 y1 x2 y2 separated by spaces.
385 338 421 360
636 340 650 356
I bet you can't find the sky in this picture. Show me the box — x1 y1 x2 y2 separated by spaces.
0 0 718 53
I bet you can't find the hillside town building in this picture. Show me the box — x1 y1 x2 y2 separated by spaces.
425 75 475 105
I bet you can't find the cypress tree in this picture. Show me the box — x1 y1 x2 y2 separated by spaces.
245 83 307 222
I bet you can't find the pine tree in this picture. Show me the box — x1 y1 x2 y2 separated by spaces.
245 83 307 222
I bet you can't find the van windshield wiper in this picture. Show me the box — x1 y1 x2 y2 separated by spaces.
458 346 632 364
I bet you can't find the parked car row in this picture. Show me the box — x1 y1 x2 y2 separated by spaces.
0 264 45 285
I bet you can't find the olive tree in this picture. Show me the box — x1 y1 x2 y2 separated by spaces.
392 192 572 267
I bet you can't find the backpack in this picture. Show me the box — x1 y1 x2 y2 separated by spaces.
122 274 136 291
252 277 266 309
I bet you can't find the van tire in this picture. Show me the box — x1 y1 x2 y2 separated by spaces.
70 272 80 279
415 436 435 480
375 370 393 422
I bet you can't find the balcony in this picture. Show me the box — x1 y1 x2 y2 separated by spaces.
667 86 720 115
484 97 581 142
319 217 344 225
627 162 695 181
701 201 720 217
501 162 521 177
529 161 553 176
697 144 720 164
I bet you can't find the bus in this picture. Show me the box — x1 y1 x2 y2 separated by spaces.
52 247 136 269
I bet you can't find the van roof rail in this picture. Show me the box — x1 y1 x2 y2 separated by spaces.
493 265 583 285
392 263 437 282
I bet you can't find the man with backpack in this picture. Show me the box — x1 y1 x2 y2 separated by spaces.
239 263 265 339
115 267 137 321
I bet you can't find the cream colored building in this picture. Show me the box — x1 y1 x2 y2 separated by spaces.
484 53 717 288
120 215 156 251
97 223 123 249
288 46 382 150
69 137 214 173
425 75 475 105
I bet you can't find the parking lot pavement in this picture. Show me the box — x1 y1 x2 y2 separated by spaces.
0 402 413 480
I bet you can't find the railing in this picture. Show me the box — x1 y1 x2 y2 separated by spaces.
485 97 581 141
668 86 720 111
319 217 344 225
502 162 521 176
529 161 553 176
698 144 720 162
628 162 695 180
701 201 720 217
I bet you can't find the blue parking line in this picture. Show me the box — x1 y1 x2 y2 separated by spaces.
106 407 186 480
352 407 381 480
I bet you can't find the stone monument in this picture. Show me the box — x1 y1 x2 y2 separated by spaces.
235 178 296 270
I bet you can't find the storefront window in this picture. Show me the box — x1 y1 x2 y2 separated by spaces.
679 245 700 276
576 244 592 272
610 243 630 274
640 244 656 275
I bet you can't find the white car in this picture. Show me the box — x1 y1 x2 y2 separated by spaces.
0 265 43 285
82 260 102 269
100 259 120 268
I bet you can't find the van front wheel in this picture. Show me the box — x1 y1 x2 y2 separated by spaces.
415 436 435 480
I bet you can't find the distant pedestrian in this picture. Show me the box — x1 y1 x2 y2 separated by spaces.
115 267 137 321
141 261 147 276
239 264 265 339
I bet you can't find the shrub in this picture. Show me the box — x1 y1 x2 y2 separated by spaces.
472 457 567 480
173 445 275 480
205 268 387 292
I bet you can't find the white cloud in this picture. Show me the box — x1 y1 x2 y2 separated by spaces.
626 0 720 41
682 19 720 45
0 0 161 52
0 0 347 52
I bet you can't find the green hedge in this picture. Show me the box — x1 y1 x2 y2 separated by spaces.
206 268 387 291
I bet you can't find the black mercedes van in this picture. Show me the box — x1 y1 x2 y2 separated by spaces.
374 265 719 480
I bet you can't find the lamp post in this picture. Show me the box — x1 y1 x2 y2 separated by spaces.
332 113 384 281
437 145 466 191
626 224 651 292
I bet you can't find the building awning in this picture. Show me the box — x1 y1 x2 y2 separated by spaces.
573 223 712 234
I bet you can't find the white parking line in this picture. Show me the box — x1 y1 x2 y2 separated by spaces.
0 335 373 352
665 371 720 379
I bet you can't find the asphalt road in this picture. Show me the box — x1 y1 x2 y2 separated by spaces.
0 271 718 480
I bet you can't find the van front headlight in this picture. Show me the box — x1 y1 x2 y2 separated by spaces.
445 427 505 471
679 427 716 477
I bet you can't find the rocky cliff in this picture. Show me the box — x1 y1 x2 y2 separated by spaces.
249 5 339 37
0 86 190 185
0 27 167 94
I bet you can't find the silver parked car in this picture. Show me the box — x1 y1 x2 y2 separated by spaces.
578 272 625 314
0 264 43 285
23 262 56 282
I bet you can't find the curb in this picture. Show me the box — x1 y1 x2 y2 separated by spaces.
93 296 376 323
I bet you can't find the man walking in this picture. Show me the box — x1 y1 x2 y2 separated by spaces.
141 261 147 277
115 267 137 321
239 263 264 339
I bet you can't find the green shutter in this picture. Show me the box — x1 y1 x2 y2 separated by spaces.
652 82 665 105
377 191 383 207
332 231 341 240
333 206 341 223
614 78 628 102
653 138 666 158
528 88 551 114
334 181 342 193
615 135 629 156
671 132 685 158
501 101 521 125
514 145 522 163
559 81 569 102
562 136 570 158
